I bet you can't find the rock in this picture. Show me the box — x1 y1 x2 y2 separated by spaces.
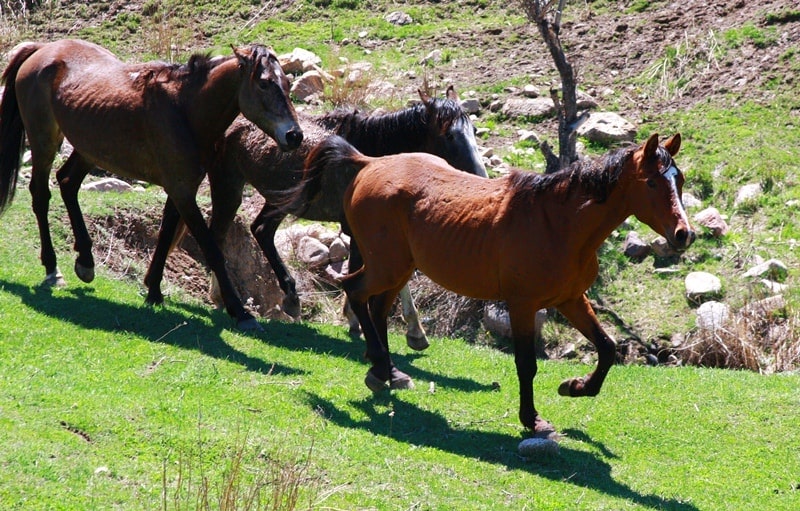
576 112 636 143
278 47 321 74
420 49 443 65
522 84 539 98
500 97 556 119
758 279 787 294
743 258 788 282
651 237 682 259
696 301 730 331
518 437 559 457
622 231 652 261
291 70 327 102
483 302 512 338
740 295 786 317
328 237 349 263
685 271 722 301
517 129 540 144
297 236 329 268
734 183 761 207
81 177 133 193
576 90 599 109
682 192 702 209
460 98 481 114
693 207 729 237
385 11 412 25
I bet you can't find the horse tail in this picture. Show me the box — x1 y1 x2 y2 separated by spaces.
264 135 370 219
0 42 42 214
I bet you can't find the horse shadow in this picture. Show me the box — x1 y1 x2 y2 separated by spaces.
259 326 497 394
303 391 700 511
0 275 492 394
0 278 303 377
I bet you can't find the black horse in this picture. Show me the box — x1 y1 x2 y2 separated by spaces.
146 86 487 345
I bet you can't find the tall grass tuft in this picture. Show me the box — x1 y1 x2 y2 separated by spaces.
162 435 322 511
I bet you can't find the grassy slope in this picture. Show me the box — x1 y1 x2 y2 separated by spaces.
1 191 799 510
1 1 800 509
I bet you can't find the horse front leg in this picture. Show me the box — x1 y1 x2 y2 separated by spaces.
207 168 245 308
172 194 258 330
398 284 429 351
56 152 95 283
509 301 556 436
250 205 300 318
556 294 617 397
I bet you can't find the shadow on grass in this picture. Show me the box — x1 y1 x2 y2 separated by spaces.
1 275 493 394
304 391 699 511
0 278 303 377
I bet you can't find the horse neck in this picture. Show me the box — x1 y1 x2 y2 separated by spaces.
329 108 427 156
185 57 241 155
523 165 635 255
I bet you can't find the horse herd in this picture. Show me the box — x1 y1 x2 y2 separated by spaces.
0 39 695 436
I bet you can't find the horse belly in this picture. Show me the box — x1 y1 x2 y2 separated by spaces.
408 224 502 300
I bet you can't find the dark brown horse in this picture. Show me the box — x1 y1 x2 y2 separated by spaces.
0 39 302 329
302 133 694 435
144 86 486 346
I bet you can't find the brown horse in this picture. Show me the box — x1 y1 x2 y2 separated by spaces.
0 39 302 329
145 86 486 347
302 133 694 435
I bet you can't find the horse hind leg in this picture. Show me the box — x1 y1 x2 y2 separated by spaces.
399 284 429 351
27 133 64 287
56 151 95 283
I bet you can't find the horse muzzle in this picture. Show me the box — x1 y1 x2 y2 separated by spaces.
283 127 303 150
669 226 696 252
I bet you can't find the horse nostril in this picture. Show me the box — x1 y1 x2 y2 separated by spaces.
675 227 695 247
286 129 303 149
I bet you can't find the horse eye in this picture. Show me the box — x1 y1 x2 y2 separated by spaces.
646 178 657 188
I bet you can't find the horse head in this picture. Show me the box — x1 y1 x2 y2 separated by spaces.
233 44 303 151
630 133 695 252
418 86 488 178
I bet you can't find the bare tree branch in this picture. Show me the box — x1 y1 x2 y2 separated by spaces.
519 0 581 173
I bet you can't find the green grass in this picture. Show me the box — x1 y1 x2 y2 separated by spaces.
1 193 800 510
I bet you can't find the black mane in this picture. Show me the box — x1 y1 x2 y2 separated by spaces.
508 144 637 205
316 97 468 156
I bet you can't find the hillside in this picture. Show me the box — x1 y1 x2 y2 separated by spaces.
2 0 799 371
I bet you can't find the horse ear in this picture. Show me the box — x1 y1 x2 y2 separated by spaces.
445 84 459 101
663 133 682 156
642 133 659 159
232 45 249 66
418 88 432 104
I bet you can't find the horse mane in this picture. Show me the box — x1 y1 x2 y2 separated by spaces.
315 97 467 155
508 144 637 205
133 52 221 88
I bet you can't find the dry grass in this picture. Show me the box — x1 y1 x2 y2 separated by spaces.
162 436 322 511
679 299 800 373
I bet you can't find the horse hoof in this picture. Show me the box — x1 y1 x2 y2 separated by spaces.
365 369 388 392
74 261 95 283
558 377 588 397
238 317 263 331
42 270 67 288
389 367 415 390
532 417 559 440
281 295 301 319
406 334 430 351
